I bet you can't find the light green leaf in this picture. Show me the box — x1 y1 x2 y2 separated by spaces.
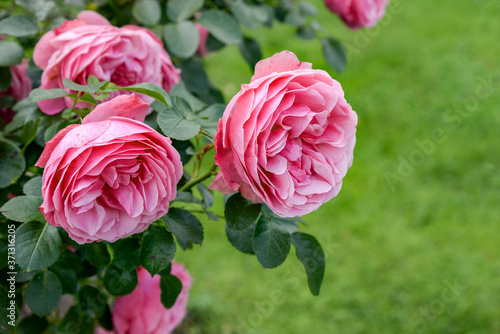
197 10 242 45
132 0 161 25
163 21 199 58
0 15 40 37
1 196 44 223
167 0 204 21
0 40 24 66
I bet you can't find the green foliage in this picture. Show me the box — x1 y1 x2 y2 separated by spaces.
157 97 200 140
163 208 203 245
139 226 176 276
1 196 44 223
253 215 292 269
321 37 347 73
0 15 39 37
163 21 199 58
29 88 68 102
15 222 61 271
0 138 25 188
132 0 161 26
25 271 62 317
160 273 183 309
22 176 43 197
167 0 204 22
224 192 262 231
104 265 138 296
291 232 325 296
197 10 243 45
0 40 24 66
85 242 111 269
109 238 140 271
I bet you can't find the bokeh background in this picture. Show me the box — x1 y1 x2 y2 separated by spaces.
175 0 500 333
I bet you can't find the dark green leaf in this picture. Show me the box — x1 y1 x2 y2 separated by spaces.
25 271 62 316
169 82 207 111
43 120 70 143
17 315 49 334
0 285 17 331
292 232 325 295
98 304 113 331
50 265 77 294
0 15 39 37
225 192 261 231
160 274 182 308
104 265 138 296
132 0 161 25
62 78 108 94
0 66 12 91
174 191 203 205
139 226 176 276
285 11 305 27
167 0 204 21
178 58 209 94
110 238 140 271
23 176 42 197
297 26 315 40
1 196 44 223
16 222 61 271
163 21 199 58
58 306 94 334
197 184 214 208
0 40 24 66
79 286 108 317
85 242 111 269
239 37 262 69
163 207 203 245
321 37 347 73
20 117 40 147
0 138 25 188
119 83 170 106
197 10 242 45
253 216 291 268
226 222 256 254
29 88 68 102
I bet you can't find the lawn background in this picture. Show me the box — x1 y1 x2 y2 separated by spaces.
175 0 500 333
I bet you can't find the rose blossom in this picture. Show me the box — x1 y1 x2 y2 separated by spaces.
33 10 181 115
195 23 209 57
210 51 357 217
36 94 182 244
324 0 389 29
96 264 192 334
0 59 32 124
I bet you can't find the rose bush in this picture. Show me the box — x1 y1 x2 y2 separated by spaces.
0 59 32 124
324 0 389 29
36 94 182 244
97 264 192 334
33 10 181 115
210 51 357 217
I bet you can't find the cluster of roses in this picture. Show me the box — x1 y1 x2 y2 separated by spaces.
0 0 388 331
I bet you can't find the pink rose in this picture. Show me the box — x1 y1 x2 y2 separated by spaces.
195 23 209 57
33 10 181 115
324 0 389 29
0 59 32 123
97 264 192 334
210 51 357 217
36 94 183 244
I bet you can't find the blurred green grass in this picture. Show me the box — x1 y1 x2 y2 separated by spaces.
174 0 500 333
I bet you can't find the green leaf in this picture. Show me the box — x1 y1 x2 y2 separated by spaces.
197 184 214 208
321 37 347 73
1 196 44 223
197 103 225 138
174 191 203 205
160 274 183 308
0 138 25 188
157 98 200 141
226 222 256 254
238 37 262 69
0 40 24 66
253 216 291 268
85 242 111 269
225 192 262 231
16 222 61 271
0 15 40 37
43 120 70 143
163 207 204 245
0 66 12 91
139 225 176 276
62 78 108 94
132 0 161 25
58 305 94 334
299 2 318 17
79 286 108 317
29 88 68 102
104 265 138 296
167 0 204 21
109 238 140 271
177 58 209 94
119 82 170 106
197 10 243 45
17 315 49 334
169 82 207 111
297 26 315 40
25 271 62 317
285 11 305 27
49 262 77 294
163 21 200 58
292 232 325 295
232 1 267 29
0 285 17 331
23 176 43 197
97 304 113 331
20 117 40 147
